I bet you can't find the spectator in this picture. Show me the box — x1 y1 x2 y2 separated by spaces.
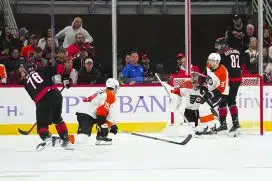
31 47 48 68
242 24 256 51
55 17 93 48
121 51 144 85
141 54 155 83
71 47 88 72
67 32 86 57
13 27 29 51
244 37 259 74
264 47 272 82
54 59 78 85
63 59 78 84
226 14 245 51
42 37 58 61
263 47 269 68
263 28 272 49
20 34 37 61
0 48 25 75
56 48 68 65
175 52 186 75
38 28 59 50
0 64 7 84
77 58 101 84
0 25 15 56
8 63 26 85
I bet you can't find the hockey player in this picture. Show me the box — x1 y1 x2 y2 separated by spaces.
75 78 119 145
23 62 73 150
215 37 242 133
204 53 230 134
164 65 219 135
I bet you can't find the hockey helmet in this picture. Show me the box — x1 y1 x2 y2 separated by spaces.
106 78 120 93
24 62 36 74
215 37 227 51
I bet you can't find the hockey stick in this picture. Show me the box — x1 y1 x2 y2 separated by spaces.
122 131 192 145
155 73 170 96
18 86 65 135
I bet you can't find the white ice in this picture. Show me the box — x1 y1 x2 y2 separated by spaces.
0 133 272 181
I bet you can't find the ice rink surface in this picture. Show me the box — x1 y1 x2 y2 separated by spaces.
0 133 272 181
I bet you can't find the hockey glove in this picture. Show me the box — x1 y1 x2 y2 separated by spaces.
202 91 213 103
63 78 71 89
110 124 118 135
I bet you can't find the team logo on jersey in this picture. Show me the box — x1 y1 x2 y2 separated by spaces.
189 95 202 104
206 75 213 85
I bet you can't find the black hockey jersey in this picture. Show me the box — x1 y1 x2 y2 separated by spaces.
24 66 58 104
218 48 242 80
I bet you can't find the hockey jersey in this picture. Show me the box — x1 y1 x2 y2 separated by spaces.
171 80 202 110
78 89 117 123
0 64 7 84
206 64 229 95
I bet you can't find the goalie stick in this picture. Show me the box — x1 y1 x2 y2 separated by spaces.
18 87 65 135
122 131 193 145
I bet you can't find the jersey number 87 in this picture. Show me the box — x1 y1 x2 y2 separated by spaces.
27 72 44 89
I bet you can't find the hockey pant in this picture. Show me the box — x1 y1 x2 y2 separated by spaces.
36 89 68 141
218 81 241 124
195 93 226 133
184 109 199 127
76 112 109 138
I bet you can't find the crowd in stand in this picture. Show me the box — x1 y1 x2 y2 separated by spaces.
0 14 272 86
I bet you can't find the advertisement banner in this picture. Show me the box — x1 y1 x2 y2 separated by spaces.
0 85 271 131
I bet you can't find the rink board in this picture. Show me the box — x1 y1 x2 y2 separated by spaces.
0 85 272 135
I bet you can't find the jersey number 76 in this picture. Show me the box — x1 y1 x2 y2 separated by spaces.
27 72 44 89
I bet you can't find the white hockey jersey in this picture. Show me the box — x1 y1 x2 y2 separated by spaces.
77 89 117 125
171 80 202 110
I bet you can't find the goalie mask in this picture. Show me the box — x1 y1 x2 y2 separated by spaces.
191 72 206 88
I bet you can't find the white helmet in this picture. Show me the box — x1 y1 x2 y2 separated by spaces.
106 78 120 91
207 53 221 63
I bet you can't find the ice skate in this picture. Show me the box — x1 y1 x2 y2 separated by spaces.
36 137 55 151
95 136 112 145
228 120 240 137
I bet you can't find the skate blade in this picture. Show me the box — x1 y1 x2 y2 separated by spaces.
95 140 112 145
228 130 240 138
63 144 74 150
36 139 53 152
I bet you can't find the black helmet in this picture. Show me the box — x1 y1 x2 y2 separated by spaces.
24 62 35 74
215 37 227 51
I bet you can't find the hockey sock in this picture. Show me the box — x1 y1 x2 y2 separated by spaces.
55 122 68 140
218 107 228 125
37 127 50 141
229 105 239 122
